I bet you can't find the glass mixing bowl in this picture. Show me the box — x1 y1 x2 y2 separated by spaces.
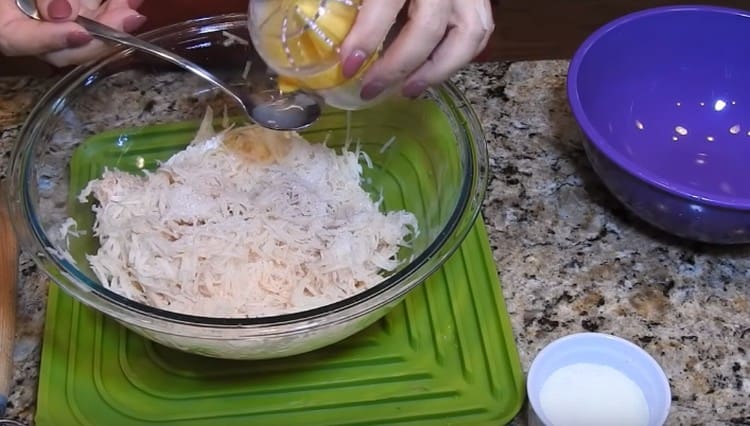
7 14 488 360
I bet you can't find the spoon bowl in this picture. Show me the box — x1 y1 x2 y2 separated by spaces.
15 0 321 131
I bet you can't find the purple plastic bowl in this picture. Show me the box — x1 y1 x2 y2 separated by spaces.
568 5 750 244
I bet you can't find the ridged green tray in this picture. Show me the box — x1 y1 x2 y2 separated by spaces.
36 107 524 425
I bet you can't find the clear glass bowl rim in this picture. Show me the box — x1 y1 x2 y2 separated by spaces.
9 13 489 333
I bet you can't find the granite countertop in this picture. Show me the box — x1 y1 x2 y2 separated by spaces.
1 60 748 425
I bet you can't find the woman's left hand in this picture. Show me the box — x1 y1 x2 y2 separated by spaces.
0 0 146 67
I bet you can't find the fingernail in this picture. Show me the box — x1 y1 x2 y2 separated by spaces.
48 0 72 20
123 14 147 33
66 31 93 48
342 49 367 79
402 80 428 99
360 80 386 101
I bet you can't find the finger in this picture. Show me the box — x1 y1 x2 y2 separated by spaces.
78 0 104 16
76 0 138 20
35 0 80 21
474 0 494 56
42 7 145 67
89 0 134 17
475 30 492 58
360 0 450 100
0 19 91 57
339 0 405 79
83 0 145 43
401 21 488 98
127 0 144 10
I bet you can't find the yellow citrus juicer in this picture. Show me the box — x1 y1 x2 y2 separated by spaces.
248 0 387 110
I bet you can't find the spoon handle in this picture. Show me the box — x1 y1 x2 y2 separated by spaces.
75 16 242 105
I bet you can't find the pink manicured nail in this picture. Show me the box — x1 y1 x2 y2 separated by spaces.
402 80 428 99
48 0 72 20
66 31 93 48
123 14 147 33
342 49 367 78
360 80 386 101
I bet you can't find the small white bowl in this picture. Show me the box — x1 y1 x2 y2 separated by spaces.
526 332 671 426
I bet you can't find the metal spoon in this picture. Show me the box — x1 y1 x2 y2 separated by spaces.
16 0 321 131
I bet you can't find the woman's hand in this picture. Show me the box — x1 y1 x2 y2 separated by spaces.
340 0 494 100
0 0 146 67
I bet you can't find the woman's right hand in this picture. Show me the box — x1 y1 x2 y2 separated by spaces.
0 0 146 67
340 0 494 100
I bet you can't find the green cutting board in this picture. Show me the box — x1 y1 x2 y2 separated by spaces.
36 105 524 425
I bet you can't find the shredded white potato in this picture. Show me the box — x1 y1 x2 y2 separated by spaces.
221 31 250 47
73 111 418 318
59 217 85 247
242 60 252 80
379 136 396 154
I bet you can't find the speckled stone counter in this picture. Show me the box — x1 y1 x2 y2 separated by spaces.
1 61 748 425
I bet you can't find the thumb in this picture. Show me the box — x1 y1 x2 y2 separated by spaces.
35 0 81 21
339 0 405 78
